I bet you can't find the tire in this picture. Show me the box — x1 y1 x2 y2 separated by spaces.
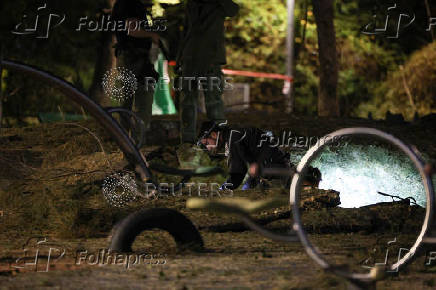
109 208 204 252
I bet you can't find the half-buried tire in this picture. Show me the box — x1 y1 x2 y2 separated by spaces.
109 208 204 252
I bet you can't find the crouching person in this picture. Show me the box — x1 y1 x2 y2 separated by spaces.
197 121 321 191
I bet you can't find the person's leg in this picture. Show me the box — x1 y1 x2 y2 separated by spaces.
180 78 198 143
116 52 135 134
266 149 292 189
135 62 157 131
117 49 157 145
204 65 226 123
132 78 154 146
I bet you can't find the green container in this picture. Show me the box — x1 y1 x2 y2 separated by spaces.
152 53 176 115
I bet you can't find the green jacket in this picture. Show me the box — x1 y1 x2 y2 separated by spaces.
179 0 239 76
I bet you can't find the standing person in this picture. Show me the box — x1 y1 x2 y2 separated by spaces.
112 0 160 144
177 0 239 144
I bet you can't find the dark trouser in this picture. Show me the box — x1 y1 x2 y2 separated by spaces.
180 65 226 143
229 149 291 190
117 48 158 138
262 148 292 188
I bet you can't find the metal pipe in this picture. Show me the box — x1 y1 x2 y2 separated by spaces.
1 60 153 183
285 0 296 113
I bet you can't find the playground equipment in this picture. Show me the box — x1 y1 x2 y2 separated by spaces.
0 59 221 191
2 60 435 289
187 128 436 289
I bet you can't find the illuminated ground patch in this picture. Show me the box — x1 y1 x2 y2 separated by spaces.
291 144 428 208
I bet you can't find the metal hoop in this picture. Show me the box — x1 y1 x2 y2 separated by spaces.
106 107 146 150
289 127 435 283
1 59 153 182
0 60 222 192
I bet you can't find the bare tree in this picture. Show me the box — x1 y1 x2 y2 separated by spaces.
312 0 339 117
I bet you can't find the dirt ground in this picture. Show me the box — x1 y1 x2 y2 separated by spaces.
1 112 436 289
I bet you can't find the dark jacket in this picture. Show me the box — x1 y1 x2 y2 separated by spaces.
112 0 152 52
221 127 290 189
178 0 239 76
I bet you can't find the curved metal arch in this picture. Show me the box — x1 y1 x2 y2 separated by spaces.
1 59 153 182
106 107 146 150
289 127 435 286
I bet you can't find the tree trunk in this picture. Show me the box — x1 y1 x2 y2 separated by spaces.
0 46 3 129
89 0 116 106
312 0 339 117
0 91 3 129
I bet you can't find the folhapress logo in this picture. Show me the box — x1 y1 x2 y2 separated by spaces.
361 3 436 39
12 3 65 39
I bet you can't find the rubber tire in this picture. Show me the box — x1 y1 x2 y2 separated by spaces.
109 208 204 252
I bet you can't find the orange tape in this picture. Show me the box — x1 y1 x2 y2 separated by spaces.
222 69 294 82
168 61 293 82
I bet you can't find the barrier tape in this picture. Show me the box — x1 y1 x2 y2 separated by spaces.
222 69 293 82
167 61 293 82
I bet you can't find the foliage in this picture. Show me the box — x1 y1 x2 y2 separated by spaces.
224 0 288 108
293 63 318 115
1 70 7 93
1 0 109 123
357 41 436 120
0 0 435 123
336 33 401 117
223 0 405 115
